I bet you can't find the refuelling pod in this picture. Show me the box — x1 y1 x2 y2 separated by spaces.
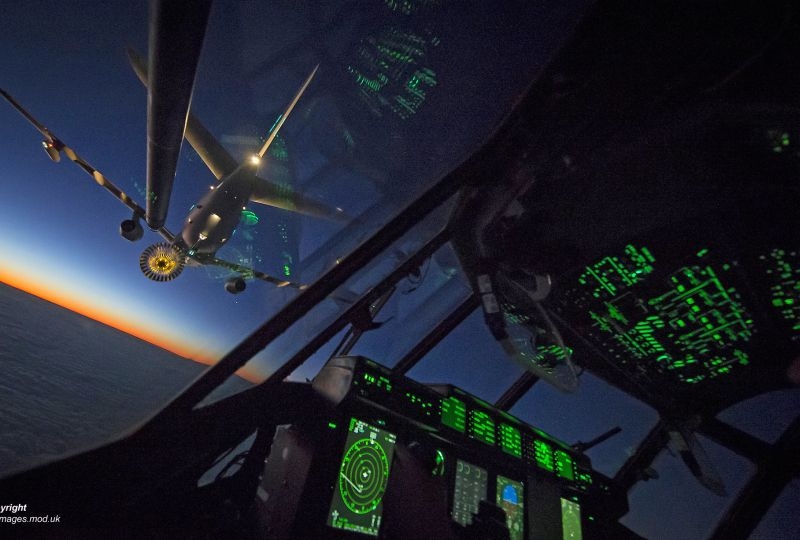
120 219 144 242
42 141 60 162
225 277 246 294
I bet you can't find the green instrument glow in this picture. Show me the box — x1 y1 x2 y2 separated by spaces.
327 418 397 536
561 498 583 540
760 249 800 336
564 245 761 385
555 450 574 481
441 396 466 432
239 209 259 227
469 409 495 446
496 476 525 540
499 423 522 458
533 439 555 472
347 26 439 121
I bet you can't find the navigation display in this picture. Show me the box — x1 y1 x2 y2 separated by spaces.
327 418 397 536
496 475 525 540
452 459 488 526
561 498 583 540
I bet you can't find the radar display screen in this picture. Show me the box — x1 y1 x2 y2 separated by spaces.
452 459 488 526
561 498 583 540
496 475 525 540
327 418 397 536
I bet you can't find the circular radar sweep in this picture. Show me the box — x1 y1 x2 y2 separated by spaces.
338 438 390 515
139 243 185 282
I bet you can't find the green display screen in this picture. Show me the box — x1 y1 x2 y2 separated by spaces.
499 424 522 458
442 396 467 432
452 459 488 526
533 439 555 472
565 245 759 385
327 418 397 536
496 476 525 540
555 450 574 481
561 498 583 540
469 410 496 446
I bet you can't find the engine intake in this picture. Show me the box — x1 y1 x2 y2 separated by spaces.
225 277 246 294
120 219 144 242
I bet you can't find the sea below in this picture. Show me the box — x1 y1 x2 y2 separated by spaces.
0 281 248 476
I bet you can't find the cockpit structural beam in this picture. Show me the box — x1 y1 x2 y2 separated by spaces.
494 371 539 411
393 294 480 375
710 416 800 540
252 229 453 393
698 417 772 464
333 287 397 357
614 420 670 492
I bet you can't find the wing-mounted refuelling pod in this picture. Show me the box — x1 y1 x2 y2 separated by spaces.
143 0 212 231
120 217 145 242
0 89 62 163
42 141 61 162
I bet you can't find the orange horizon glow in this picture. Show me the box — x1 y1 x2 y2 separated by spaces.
0 266 260 384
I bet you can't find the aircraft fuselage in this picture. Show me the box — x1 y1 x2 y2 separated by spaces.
181 163 258 255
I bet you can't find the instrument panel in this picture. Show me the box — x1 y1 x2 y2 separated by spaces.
288 356 628 539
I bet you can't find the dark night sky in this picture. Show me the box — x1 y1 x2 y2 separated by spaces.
0 2 796 538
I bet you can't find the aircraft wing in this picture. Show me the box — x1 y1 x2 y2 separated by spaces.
250 175 348 222
199 255 360 306
129 49 348 223
0 88 177 244
200 255 307 290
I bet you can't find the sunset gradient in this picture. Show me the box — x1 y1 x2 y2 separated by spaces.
0 263 260 383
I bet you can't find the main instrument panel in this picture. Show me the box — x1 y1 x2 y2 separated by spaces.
256 356 628 539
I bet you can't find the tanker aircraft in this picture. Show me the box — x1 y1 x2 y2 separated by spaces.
1 62 345 294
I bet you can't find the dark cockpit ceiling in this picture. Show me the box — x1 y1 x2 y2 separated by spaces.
450 0 799 419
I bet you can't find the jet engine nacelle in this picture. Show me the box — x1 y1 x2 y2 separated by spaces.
120 219 144 242
225 277 246 294
42 141 60 162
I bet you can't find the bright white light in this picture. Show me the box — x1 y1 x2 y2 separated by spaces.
249 155 261 165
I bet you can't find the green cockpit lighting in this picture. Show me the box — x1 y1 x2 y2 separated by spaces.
347 26 439 121
562 245 767 385
240 210 259 227
760 249 800 337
